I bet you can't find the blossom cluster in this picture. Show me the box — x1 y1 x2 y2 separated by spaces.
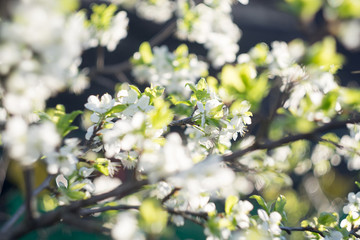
185 79 252 159
176 0 243 68
112 0 175 23
132 43 208 96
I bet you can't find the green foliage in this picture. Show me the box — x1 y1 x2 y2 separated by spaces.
274 195 287 221
225 195 239 215
317 212 338 227
40 104 82 137
87 4 117 30
305 37 344 73
59 0 79 13
177 1 199 33
250 195 270 213
133 42 154 65
219 63 269 110
249 43 269 66
283 0 323 21
144 85 165 104
148 98 174 129
187 78 211 103
330 0 360 18
94 158 110 176
139 198 168 235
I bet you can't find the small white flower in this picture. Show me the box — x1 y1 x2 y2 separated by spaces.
112 212 145 240
85 93 115 114
93 175 122 196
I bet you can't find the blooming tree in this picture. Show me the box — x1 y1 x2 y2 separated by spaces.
1 0 360 239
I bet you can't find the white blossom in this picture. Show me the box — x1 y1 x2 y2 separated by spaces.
257 209 282 237
176 0 241 68
112 212 145 240
45 138 82 176
132 45 208 96
3 117 60 165
93 175 122 196
88 11 128 51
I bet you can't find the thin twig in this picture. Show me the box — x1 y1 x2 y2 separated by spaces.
169 116 194 127
96 46 105 70
161 187 180 204
149 20 177 47
0 175 54 233
280 226 325 237
223 115 360 163
350 226 360 238
79 205 139 216
62 213 111 235
169 106 198 127
0 151 10 196
23 168 34 222
92 19 177 76
3 179 147 240
166 208 208 220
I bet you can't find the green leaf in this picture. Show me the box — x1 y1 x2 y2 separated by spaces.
90 4 117 30
274 195 287 221
283 0 323 21
306 37 344 73
221 65 245 92
40 194 58 211
43 104 82 137
225 195 239 215
57 110 83 137
339 87 360 107
168 95 192 106
106 104 127 115
129 85 141 96
249 42 269 65
186 83 197 93
139 198 168 235
139 42 153 64
66 189 86 200
59 0 79 13
144 85 165 104
250 195 269 213
94 158 110 176
318 212 338 227
208 103 224 119
175 44 189 57
196 78 208 91
149 98 174 129
336 0 360 18
355 181 360 189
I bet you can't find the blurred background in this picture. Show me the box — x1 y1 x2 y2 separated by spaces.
1 0 360 239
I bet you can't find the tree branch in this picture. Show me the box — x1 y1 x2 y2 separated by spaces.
96 46 105 70
23 168 35 222
280 226 325 237
62 213 111 235
0 151 10 196
223 115 360 163
169 117 194 127
0 175 54 233
79 205 139 216
148 20 177 47
92 19 177 76
2 179 147 240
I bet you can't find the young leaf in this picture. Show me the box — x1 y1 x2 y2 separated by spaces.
250 195 269 213
225 195 239 215
139 41 153 64
274 195 287 221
